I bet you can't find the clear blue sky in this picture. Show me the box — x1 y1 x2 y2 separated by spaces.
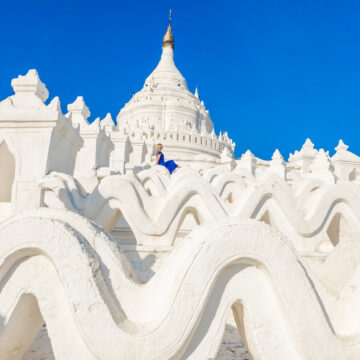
0 0 359 159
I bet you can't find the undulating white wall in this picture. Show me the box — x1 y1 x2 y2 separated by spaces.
0 68 360 360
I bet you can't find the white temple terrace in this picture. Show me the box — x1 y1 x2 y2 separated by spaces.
0 12 360 360
116 17 235 169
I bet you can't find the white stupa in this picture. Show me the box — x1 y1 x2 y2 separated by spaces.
117 13 235 165
1 11 360 360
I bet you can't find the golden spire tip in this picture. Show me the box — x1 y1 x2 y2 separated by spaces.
163 10 174 49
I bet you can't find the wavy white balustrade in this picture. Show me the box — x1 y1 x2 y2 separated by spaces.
40 166 360 254
1 210 360 359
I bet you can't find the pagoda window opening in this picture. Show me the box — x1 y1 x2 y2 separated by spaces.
0 141 15 202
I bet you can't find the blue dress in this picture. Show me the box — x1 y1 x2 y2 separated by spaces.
157 151 178 174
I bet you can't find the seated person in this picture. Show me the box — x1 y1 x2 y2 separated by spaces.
155 143 180 174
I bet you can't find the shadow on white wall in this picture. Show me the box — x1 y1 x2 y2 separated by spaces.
0 141 15 202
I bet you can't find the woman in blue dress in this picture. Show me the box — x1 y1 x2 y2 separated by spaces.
155 143 180 174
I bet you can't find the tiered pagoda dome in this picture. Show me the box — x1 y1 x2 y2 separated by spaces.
117 22 213 135
116 15 234 164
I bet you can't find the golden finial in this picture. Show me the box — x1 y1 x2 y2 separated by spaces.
163 9 174 49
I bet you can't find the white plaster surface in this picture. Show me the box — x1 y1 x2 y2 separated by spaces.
0 210 359 359
23 327 55 360
0 21 360 360
22 319 252 360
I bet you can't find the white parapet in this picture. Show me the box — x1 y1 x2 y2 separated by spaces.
0 20 360 360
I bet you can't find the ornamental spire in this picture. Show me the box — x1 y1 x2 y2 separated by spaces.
163 10 174 49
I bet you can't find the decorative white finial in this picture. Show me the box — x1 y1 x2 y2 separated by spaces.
194 86 199 99
67 96 90 127
269 149 286 178
335 139 349 152
11 69 49 102
272 149 284 161
67 96 90 120
221 146 233 163
101 113 114 128
237 149 256 175
48 96 61 111
242 150 254 159
302 138 314 150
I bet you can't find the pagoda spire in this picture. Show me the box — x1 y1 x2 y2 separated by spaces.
194 86 199 98
163 10 174 49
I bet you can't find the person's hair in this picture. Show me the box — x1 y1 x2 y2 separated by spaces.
155 143 163 155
